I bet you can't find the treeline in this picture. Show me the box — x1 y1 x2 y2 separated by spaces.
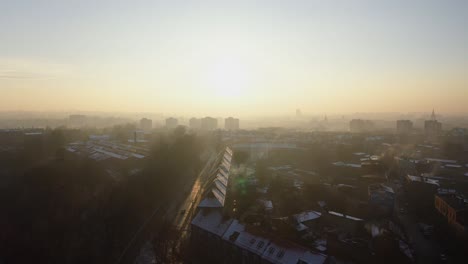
0 127 206 264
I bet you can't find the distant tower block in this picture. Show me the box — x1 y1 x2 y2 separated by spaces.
425 109 442 136
139 118 152 132
225 117 240 130
165 117 178 129
296 108 302 117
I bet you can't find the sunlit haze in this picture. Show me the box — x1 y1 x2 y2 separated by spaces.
1 0 467 116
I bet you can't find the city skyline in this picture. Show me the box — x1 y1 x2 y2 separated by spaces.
1 0 467 115
2 2 468 263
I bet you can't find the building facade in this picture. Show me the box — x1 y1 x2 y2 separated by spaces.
425 110 442 136
189 117 201 130
139 118 152 132
165 117 178 129
225 117 240 130
396 120 413 134
201 117 218 130
435 193 468 236
350 119 374 133
425 120 442 136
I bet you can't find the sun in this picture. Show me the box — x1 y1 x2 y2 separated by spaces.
208 57 250 98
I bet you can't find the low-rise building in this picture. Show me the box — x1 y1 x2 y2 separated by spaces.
290 210 322 232
368 184 395 217
435 193 468 236
191 212 327 264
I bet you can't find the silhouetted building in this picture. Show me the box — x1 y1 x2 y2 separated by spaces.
165 117 178 129
69 114 87 127
435 193 468 236
368 184 395 217
350 119 374 132
201 117 217 130
189 117 201 130
296 108 302 117
139 118 152 132
396 120 413 134
225 117 240 130
425 110 442 136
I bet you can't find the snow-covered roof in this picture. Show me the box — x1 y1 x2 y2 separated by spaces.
200 147 233 208
328 211 363 221
295 223 308 232
293 210 322 223
221 220 326 263
353 152 367 156
222 220 271 256
425 158 457 164
191 209 233 236
445 164 462 168
406 174 440 186
332 162 361 168
198 197 223 208
262 240 326 264
258 200 273 210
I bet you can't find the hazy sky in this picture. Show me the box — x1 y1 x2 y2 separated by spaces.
1 0 467 116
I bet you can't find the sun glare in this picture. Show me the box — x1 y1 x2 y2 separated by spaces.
208 57 250 98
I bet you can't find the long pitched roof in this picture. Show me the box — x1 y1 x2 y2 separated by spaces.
199 147 233 208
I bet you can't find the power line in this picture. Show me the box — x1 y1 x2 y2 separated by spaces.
115 205 162 264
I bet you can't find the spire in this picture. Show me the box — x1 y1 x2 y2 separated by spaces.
431 109 436 120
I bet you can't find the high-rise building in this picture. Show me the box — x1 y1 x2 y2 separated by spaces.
425 109 442 136
139 118 152 132
189 117 201 130
225 117 240 130
201 117 218 130
165 117 178 129
396 120 413 134
350 119 374 132
296 108 302 117
69 114 87 127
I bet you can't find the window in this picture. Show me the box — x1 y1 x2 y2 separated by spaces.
277 250 285 259
257 241 264 249
268 247 275 255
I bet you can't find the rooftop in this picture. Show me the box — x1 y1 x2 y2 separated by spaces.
437 193 468 211
406 174 440 186
293 210 322 223
199 147 233 208
191 209 233 237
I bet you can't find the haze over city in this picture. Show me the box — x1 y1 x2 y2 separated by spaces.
1 0 467 115
2 1 468 264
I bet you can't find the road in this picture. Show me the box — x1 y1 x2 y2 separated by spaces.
134 150 221 264
171 150 221 246
395 191 442 264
